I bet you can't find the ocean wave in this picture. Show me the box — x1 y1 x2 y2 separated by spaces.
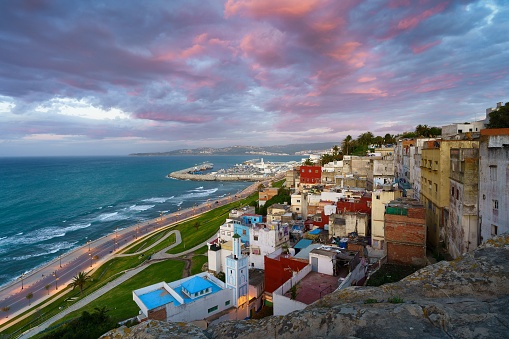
129 204 155 212
95 212 124 222
0 236 6 241
0 223 91 246
142 196 174 203
190 186 204 191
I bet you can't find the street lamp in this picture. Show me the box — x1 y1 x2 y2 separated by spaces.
89 253 92 267
87 240 91 252
52 271 58 290
21 273 25 290
59 255 62 268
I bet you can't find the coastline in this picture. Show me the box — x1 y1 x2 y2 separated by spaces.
0 177 267 330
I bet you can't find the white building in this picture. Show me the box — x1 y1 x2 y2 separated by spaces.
133 272 236 324
479 128 509 243
134 234 250 324
371 188 403 250
249 222 290 269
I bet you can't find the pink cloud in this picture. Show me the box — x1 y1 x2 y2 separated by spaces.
240 28 286 67
411 40 441 54
224 0 321 18
358 76 377 83
349 87 388 97
397 2 448 31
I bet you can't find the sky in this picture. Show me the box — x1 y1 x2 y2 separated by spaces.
0 0 508 156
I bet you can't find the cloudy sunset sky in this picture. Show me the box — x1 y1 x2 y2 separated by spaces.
0 0 507 156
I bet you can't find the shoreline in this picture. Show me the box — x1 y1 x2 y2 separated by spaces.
0 178 267 329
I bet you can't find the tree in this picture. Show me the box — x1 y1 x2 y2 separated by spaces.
26 292 33 306
373 136 384 147
357 132 374 146
384 133 395 145
486 102 509 128
1 306 10 318
194 221 200 230
93 306 110 323
70 271 91 295
342 135 352 155
303 158 314 165
45 284 51 295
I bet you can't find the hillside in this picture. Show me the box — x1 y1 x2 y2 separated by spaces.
129 142 338 156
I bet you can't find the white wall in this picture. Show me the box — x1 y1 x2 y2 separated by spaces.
309 253 334 275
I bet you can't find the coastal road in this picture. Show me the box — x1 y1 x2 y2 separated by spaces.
0 177 266 328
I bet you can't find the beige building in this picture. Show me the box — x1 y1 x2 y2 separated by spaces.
259 187 278 207
371 187 403 250
420 139 479 250
446 147 479 259
329 212 369 238
266 203 292 223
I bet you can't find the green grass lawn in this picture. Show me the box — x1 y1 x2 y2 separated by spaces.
190 255 208 275
121 229 170 254
193 245 208 255
45 260 185 332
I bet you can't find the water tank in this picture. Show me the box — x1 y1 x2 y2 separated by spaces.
339 238 348 249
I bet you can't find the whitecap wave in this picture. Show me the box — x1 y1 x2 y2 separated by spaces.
129 204 155 212
0 223 91 246
96 212 124 222
142 196 174 203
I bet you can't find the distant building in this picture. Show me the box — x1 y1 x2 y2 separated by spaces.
258 187 279 207
299 165 322 187
384 197 426 266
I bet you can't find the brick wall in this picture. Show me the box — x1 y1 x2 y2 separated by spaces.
385 206 426 266
386 242 426 266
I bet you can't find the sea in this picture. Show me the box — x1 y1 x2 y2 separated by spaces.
0 155 301 288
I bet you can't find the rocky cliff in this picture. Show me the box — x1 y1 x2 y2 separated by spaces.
101 235 509 339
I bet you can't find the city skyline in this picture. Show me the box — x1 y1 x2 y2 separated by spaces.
0 0 507 156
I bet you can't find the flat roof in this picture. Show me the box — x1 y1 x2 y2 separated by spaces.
182 276 214 294
139 288 180 310
294 239 313 249
285 271 339 305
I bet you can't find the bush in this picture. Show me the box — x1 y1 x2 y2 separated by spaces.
387 296 404 304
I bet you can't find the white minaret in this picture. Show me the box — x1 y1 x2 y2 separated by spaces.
225 233 249 309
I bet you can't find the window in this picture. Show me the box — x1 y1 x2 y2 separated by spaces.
225 300 230 306
434 183 438 192
451 187 454 196
490 166 497 181
492 225 498 237
376 195 380 200
253 235 258 241
242 229 247 235
493 200 499 210
208 305 218 313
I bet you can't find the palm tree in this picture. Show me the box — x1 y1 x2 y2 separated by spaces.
1 306 10 318
342 135 352 155
26 292 33 306
70 271 91 295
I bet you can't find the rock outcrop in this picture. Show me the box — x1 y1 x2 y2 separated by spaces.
101 235 509 339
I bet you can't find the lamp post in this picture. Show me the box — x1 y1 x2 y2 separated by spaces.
21 273 25 290
87 240 91 252
59 255 62 268
89 253 92 267
53 271 58 290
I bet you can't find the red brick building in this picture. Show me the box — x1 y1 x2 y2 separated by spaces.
299 166 322 185
384 197 426 266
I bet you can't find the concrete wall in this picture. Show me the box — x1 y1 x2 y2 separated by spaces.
479 129 509 243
